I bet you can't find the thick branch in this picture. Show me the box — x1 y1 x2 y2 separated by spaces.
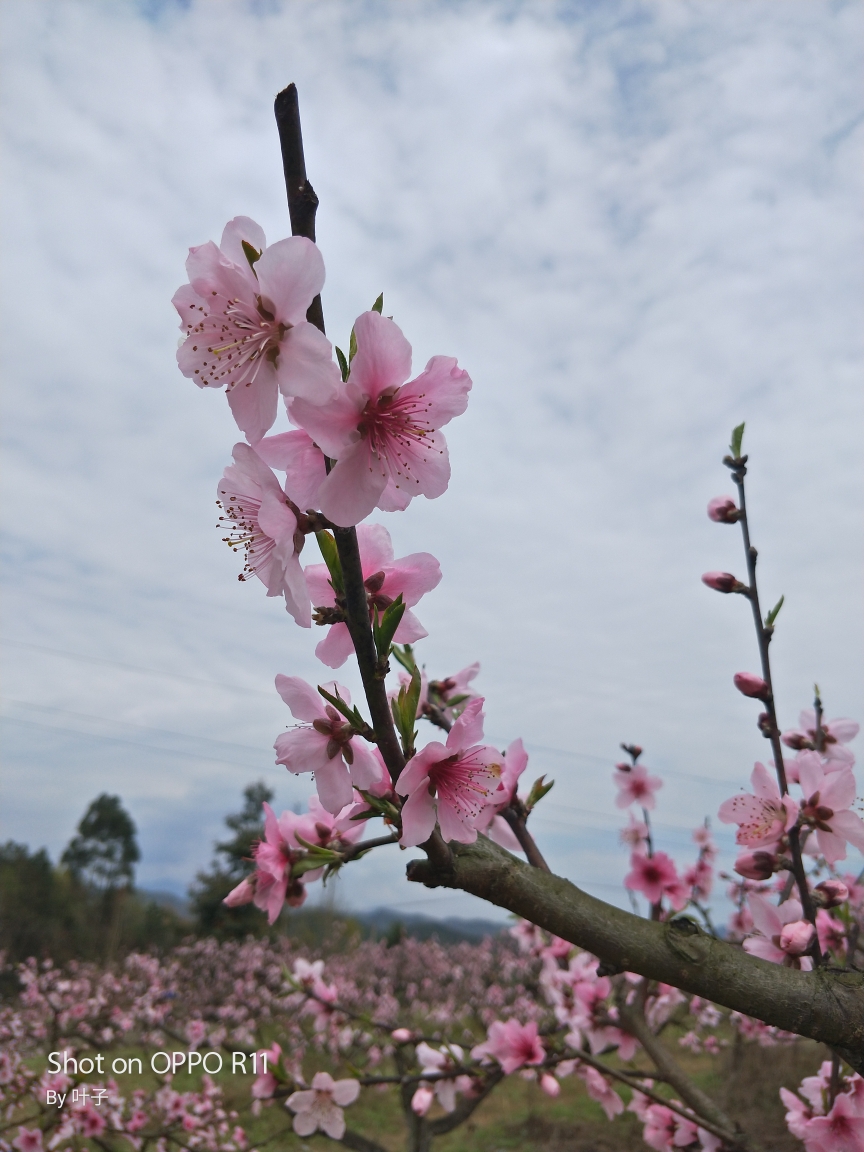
335 1131 389 1152
406 835 864 1066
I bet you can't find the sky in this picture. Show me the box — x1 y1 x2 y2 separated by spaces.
1 0 862 925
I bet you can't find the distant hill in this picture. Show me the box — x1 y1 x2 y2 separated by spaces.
353 907 509 944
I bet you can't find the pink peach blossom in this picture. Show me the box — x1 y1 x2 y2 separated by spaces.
475 738 530 853
800 1091 864 1152
414 1043 472 1113
620 813 650 848
411 1086 434 1116
614 763 663 810
734 851 777 881
796 759 864 865
718 762 799 848
782 710 859 766
305 523 441 668
286 1071 359 1140
273 676 385 812
224 803 313 923
395 699 502 846
576 1065 624 1121
290 310 471 526
471 1019 544 1074
13 1131 42 1152
624 851 688 910
743 894 814 969
217 443 311 626
174 217 339 443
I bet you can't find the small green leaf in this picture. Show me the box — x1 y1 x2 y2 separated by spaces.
315 530 344 593
373 595 406 660
765 594 785 628
335 346 349 382
349 327 358 363
525 774 554 812
241 240 262 269
294 834 342 861
729 422 746 460
316 684 355 724
391 644 417 674
404 665 422 729
371 293 384 314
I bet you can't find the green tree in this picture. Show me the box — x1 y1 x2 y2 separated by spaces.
189 782 272 938
61 793 140 961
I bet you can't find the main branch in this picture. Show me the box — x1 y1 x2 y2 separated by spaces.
407 835 864 1068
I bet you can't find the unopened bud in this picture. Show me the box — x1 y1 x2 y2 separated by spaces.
411 1087 434 1116
702 571 746 594
707 496 741 523
781 731 811 751
757 712 775 738
733 672 770 701
391 1028 413 1043
814 880 849 909
779 920 815 956
539 1073 560 1098
734 851 776 881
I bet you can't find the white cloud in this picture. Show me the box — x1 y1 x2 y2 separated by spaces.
1 0 861 919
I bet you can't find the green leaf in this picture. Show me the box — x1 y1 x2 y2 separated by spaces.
293 834 343 861
335 346 349 382
404 665 422 731
317 684 355 723
765 594 785 628
729 422 746 460
390 665 421 757
241 240 262 269
525 775 554 812
371 293 384 314
315 530 344 593
373 595 406 660
349 327 358 363
391 644 417 674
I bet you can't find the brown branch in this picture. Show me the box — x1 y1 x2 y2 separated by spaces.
501 803 550 871
406 833 864 1068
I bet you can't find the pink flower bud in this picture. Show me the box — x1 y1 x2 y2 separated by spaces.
702 571 742 594
734 851 776 881
707 496 740 523
814 880 849 909
733 672 770 701
391 1028 413 1043
540 1073 560 1097
779 919 815 956
411 1087 434 1116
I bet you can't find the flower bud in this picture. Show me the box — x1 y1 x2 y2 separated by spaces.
391 1028 413 1043
757 712 775 737
814 880 849 909
708 496 740 523
779 919 815 956
539 1073 561 1098
734 851 776 881
733 672 770 701
702 571 744 594
411 1087 434 1116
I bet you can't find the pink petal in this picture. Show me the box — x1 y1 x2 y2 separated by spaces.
828 718 859 743
305 562 337 607
314 758 355 814
275 675 326 721
319 1107 346 1141
392 608 428 645
289 386 364 459
226 368 279 444
219 216 267 270
830 810 864 853
399 355 472 427
317 439 389 527
395 742 445 796
399 786 438 847
743 936 786 964
821 769 856 812
748 893 782 937
485 814 522 853
382 552 442 605
257 489 297 543
349 311 412 402
718 794 763 824
255 430 327 511
291 1112 317 1137
315 624 356 669
798 756 826 801
376 477 413 512
356 523 396 571
331 1079 360 1107
274 727 331 774
255 236 325 326
275 321 341 403
348 740 385 790
390 428 452 501
436 796 478 844
751 762 780 800
447 697 485 751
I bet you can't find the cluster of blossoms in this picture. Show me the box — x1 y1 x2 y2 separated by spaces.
167 208 864 1152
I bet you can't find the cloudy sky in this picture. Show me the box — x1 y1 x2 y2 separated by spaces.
2 0 861 924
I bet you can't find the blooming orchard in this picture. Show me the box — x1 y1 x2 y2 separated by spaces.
5 85 862 1152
